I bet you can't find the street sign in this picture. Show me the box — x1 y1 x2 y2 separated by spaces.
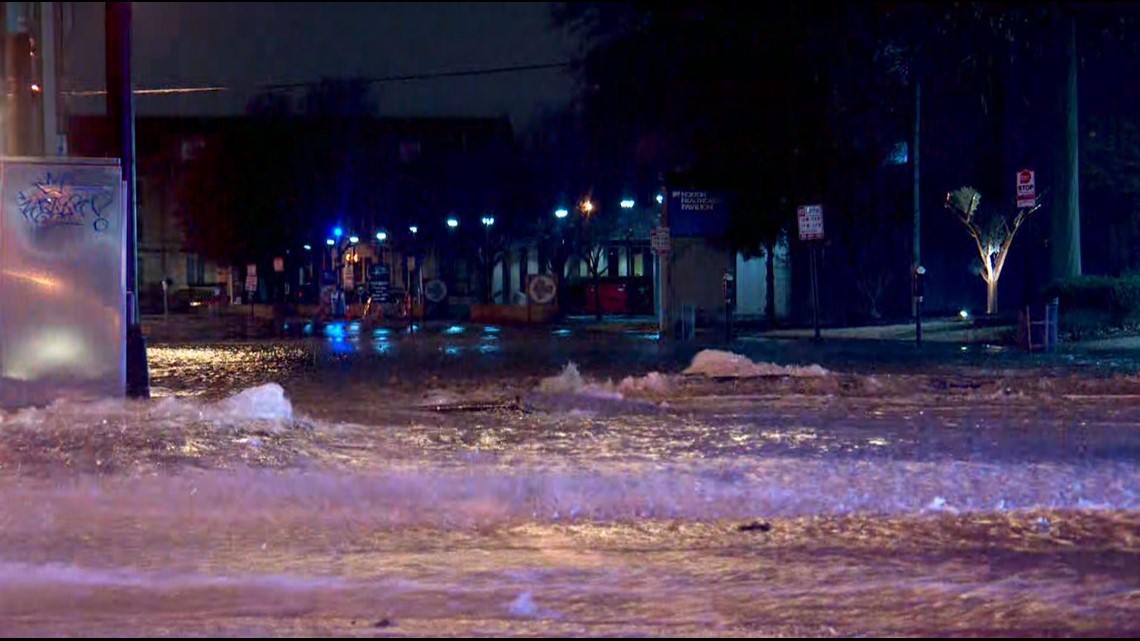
797 205 825 241
1016 169 1036 209
273 256 284 273
527 274 557 305
424 279 448 303
244 274 257 293
650 226 671 254
368 263 391 303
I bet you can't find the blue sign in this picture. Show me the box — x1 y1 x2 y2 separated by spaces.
667 190 731 238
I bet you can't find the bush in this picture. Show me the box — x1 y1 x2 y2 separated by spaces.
1043 276 1140 339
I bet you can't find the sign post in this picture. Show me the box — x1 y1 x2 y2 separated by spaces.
722 270 736 342
797 205 825 341
913 265 926 346
1016 169 1036 209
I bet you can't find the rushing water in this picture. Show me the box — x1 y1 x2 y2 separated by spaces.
1 329 1138 636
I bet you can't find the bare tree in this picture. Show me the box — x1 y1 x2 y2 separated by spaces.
945 186 1042 314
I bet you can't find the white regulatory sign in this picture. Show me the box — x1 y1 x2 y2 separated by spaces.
797 205 825 241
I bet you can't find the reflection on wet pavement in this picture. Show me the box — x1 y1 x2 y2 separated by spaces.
2 329 1139 636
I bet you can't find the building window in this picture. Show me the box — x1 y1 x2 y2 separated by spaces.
186 253 206 285
633 252 645 277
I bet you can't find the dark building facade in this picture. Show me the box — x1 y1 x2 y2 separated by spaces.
68 114 517 312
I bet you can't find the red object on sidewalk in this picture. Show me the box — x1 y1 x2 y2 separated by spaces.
584 282 629 315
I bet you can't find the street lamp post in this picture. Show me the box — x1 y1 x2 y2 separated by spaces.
481 215 495 303
408 225 420 324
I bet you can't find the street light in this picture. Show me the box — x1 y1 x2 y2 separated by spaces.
325 238 335 246
333 226 343 238
481 215 495 227
446 217 459 229
348 234 359 245
554 208 569 219
580 199 594 214
620 199 635 209
656 194 664 205
376 231 388 242
408 225 418 235
303 244 312 251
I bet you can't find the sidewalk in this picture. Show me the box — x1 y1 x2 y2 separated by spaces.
563 315 1018 346
755 318 1015 344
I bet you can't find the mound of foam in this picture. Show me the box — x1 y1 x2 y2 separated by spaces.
210 383 294 424
537 363 623 400
684 349 829 378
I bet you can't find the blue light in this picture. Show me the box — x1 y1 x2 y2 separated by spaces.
655 194 664 205
326 238 335 246
376 231 388 242
554 208 569 219
620 199 635 209
333 226 343 238
446 217 459 229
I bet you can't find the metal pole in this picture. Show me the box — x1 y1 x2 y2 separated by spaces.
810 245 821 341
912 81 921 317
915 298 923 345
658 196 670 337
107 2 149 398
40 2 62 155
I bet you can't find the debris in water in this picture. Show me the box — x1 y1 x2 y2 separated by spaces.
374 618 394 628
421 398 522 413
737 520 772 533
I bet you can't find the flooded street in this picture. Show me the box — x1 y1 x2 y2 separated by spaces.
1 326 1139 636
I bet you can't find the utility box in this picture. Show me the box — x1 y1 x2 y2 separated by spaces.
0 158 125 408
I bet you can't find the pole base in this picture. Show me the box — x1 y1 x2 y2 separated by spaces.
126 324 151 398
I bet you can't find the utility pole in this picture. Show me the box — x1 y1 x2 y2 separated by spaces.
106 1 150 398
912 80 921 317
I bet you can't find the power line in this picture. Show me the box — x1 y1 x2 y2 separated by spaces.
67 86 229 97
258 60 575 90
63 60 577 98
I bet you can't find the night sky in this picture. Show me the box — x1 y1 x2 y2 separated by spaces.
64 2 579 131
